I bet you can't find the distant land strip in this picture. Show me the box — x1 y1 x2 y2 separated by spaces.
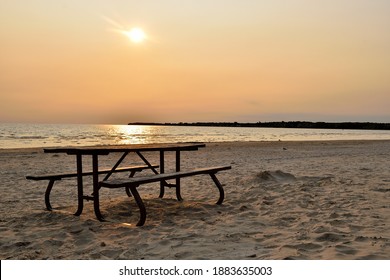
128 121 390 130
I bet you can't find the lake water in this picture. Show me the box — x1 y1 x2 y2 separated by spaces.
1 123 390 149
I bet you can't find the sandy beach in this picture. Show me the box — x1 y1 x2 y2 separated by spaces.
0 140 389 260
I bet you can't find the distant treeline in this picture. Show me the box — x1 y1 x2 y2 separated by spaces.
128 121 390 130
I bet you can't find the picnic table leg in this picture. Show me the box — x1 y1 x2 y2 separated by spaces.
159 151 165 198
175 150 183 201
128 185 146 226
44 179 55 211
124 170 137 197
74 154 84 216
92 154 105 221
210 173 225 205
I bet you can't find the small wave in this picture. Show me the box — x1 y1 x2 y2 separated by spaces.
5 135 47 140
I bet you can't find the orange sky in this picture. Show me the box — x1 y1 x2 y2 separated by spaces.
1 0 389 124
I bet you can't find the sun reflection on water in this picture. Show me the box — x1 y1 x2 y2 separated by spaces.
105 125 161 145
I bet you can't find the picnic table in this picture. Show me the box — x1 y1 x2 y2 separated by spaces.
27 143 231 226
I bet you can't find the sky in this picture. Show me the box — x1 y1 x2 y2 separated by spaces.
1 0 389 124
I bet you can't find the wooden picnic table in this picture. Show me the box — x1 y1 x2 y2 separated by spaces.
43 143 204 218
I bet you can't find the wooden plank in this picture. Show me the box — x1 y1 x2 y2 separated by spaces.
44 143 206 155
26 165 159 181
99 165 231 188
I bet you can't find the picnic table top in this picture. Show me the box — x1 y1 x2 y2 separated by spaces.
44 143 206 155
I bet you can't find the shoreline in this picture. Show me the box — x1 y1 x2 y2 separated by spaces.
1 139 390 153
1 140 389 259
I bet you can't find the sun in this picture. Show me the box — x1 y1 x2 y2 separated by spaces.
124 27 146 43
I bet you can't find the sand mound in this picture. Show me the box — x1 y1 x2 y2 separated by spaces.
256 170 297 182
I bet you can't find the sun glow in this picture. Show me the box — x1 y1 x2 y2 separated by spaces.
124 27 146 43
102 16 148 44
109 125 151 145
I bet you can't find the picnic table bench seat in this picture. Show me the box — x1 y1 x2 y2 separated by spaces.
26 165 159 211
99 165 232 226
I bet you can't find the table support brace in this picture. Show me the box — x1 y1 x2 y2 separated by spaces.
103 152 129 181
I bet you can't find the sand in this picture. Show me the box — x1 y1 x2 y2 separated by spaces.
0 140 389 260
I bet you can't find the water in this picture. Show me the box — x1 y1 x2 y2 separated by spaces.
1 123 390 149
